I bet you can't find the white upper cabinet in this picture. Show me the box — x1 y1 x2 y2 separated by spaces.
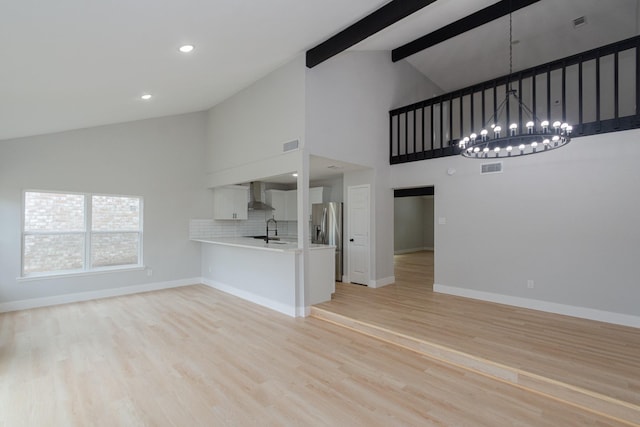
213 185 248 220
284 190 297 221
309 187 327 209
266 189 297 221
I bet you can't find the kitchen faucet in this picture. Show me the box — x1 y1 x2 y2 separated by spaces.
266 218 278 243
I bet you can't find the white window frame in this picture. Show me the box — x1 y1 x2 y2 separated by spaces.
21 190 144 278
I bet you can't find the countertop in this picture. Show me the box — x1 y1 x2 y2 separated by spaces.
191 237 335 253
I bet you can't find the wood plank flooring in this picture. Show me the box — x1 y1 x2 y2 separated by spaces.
313 250 640 424
0 284 631 426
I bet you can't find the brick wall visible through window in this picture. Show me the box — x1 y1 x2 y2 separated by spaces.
22 191 143 276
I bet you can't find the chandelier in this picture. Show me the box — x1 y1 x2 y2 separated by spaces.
458 4 572 159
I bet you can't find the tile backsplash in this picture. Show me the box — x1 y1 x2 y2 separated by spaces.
190 211 297 239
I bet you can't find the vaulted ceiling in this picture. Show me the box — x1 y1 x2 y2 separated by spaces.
353 0 639 92
1 0 637 141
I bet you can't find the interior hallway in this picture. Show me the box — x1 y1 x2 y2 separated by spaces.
313 250 640 424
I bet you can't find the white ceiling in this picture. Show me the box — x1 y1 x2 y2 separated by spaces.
261 156 367 185
354 0 639 92
2 0 637 142
0 0 388 141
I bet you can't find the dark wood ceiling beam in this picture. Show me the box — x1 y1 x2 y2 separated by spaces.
391 0 541 62
306 0 439 68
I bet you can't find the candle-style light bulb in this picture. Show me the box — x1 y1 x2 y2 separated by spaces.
553 121 562 134
509 123 518 136
494 126 502 138
541 120 550 133
480 129 488 141
470 133 477 142
526 121 535 134
518 144 525 152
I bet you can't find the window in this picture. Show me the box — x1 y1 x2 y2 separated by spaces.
22 191 143 277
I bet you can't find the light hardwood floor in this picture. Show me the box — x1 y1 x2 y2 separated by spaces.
314 250 640 424
0 284 630 426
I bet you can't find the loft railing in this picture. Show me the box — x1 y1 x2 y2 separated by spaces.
389 36 640 164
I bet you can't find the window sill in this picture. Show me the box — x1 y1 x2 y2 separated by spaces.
17 265 146 282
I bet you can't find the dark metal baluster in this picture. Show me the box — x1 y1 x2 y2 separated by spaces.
596 52 601 126
636 43 640 118
470 90 475 132
546 66 551 122
421 106 425 157
430 104 434 153
459 93 464 142
506 79 510 126
614 51 619 124
493 81 498 125
413 108 417 156
518 74 523 130
578 59 583 126
404 111 408 159
440 101 444 155
562 62 566 122
481 86 486 126
532 70 537 123
449 96 453 149
396 112 400 158
389 114 393 163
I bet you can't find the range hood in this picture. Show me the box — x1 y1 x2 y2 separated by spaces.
248 181 274 211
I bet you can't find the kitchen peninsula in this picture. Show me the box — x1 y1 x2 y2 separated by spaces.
194 237 335 317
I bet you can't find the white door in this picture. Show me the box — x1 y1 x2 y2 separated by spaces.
347 185 370 285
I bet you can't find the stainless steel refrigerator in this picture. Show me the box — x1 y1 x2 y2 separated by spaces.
311 202 343 281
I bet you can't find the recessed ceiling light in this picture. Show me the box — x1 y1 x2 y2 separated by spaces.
179 44 195 53
140 94 152 100
292 173 298 177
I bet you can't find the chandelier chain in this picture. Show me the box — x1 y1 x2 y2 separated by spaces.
509 1 513 88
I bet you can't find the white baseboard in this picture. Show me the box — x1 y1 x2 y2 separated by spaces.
434 284 640 328
0 278 200 313
201 278 297 317
368 276 395 288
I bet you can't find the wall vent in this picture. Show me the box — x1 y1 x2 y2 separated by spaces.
283 139 299 152
573 16 587 28
481 162 503 174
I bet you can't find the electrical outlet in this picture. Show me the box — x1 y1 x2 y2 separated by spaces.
527 279 534 289
147 269 153 277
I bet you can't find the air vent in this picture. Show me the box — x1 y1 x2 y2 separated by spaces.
481 162 503 174
283 139 299 152
573 16 587 28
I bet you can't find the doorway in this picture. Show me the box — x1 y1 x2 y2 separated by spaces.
393 186 435 289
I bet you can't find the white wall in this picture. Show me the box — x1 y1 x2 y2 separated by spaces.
306 51 442 284
394 196 433 253
0 112 210 305
423 196 434 249
391 129 640 321
206 56 306 186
